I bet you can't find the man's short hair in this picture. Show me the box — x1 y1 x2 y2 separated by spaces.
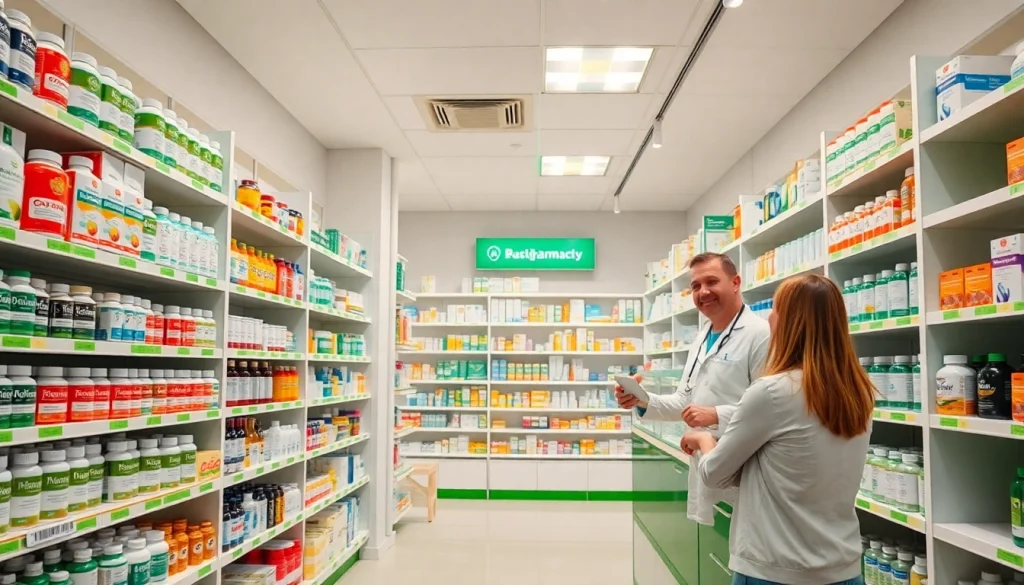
689 252 738 277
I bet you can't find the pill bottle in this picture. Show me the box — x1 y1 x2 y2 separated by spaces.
144 531 168 583
0 366 10 429
936 355 977 416
42 548 62 573
65 445 89 513
119 294 137 343
133 98 164 161
891 551 913 585
180 308 195 347
136 439 160 496
84 443 103 508
190 220 207 275
108 369 131 420
0 453 10 534
185 129 201 183
103 441 133 502
97 66 121 137
0 271 10 334
868 357 891 408
6 10 35 91
137 368 152 417
127 369 142 418
174 117 190 176
875 270 893 320
20 562 47 585
198 135 212 187
901 168 915 226
894 453 921 513
97 545 127 585
153 207 174 268
33 32 69 109
858 275 875 322
978 353 1013 420
172 522 188 574
162 305 181 347
236 179 260 211
5 270 36 336
90 368 110 421
209 140 224 192
28 277 48 337
21 150 69 237
66 367 93 423
203 369 217 410
97 293 124 342
47 283 73 339
36 366 68 425
175 435 196 484
10 450 42 527
888 263 909 318
158 437 180 490
65 549 97 585
39 449 69 520
67 52 101 126
161 110 178 169
888 356 912 410
116 77 136 142
150 369 167 416
124 538 149 585
186 524 202 566
8 365 35 428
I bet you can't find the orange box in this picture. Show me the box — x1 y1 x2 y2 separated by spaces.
964 262 993 307
939 268 965 310
1014 373 1024 422
1008 137 1024 185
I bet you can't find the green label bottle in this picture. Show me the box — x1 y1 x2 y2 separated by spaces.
909 262 919 315
859 275 876 322
889 263 910 317
1012 467 1024 546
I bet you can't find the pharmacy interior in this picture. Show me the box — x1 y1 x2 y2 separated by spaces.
0 0 1024 585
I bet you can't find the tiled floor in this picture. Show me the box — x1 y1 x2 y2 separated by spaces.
340 500 633 585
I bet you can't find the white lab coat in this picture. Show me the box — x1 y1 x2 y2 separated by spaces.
638 305 771 524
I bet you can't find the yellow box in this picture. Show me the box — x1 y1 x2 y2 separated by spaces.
964 262 992 307
197 450 221 482
1009 137 1024 185
939 268 964 310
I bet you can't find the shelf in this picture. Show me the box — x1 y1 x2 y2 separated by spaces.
0 77 226 208
827 224 917 265
394 387 417 395
400 452 488 459
302 531 368 585
491 380 615 386
491 407 630 414
409 379 488 385
222 510 305 568
0 478 220 563
397 290 417 303
0 335 221 357
411 322 489 328
848 315 920 336
414 293 487 299
645 348 675 357
162 556 217 585
0 409 220 447
924 184 1024 230
393 499 412 524
403 427 488 434
728 194 824 253
227 349 304 360
230 202 306 248
828 140 916 197
921 75 1024 144
488 428 630 435
398 350 488 356
394 427 416 439
308 394 371 406
489 453 632 460
490 321 644 328
394 465 413 482
308 305 371 325
490 351 643 357
930 414 1024 439
304 476 369 516
224 453 306 487
644 268 690 297
307 433 370 459
926 302 1024 327
0 228 222 293
228 285 305 310
742 260 825 296
396 405 488 412
855 496 925 532
309 243 372 279
308 354 371 364
932 523 1024 572
488 292 642 299
225 401 304 416
872 408 923 426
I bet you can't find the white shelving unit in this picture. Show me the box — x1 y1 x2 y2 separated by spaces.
0 72 380 580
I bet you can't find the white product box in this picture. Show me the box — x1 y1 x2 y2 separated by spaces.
123 162 145 195
461 277 471 294
488 277 504 292
993 254 1024 303
420 276 436 293
935 55 1013 121
521 277 539 292
992 234 1024 258
1 122 26 158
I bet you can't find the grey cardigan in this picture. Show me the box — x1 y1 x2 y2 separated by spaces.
698 370 869 585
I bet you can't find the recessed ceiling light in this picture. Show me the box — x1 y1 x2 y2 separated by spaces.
545 47 654 93
541 156 611 177
723 0 743 7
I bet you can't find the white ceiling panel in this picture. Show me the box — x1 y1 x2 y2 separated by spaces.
539 130 636 156
423 157 540 195
400 194 450 211
713 0 903 50
538 94 654 130
544 0 701 46
679 45 851 98
407 131 538 158
623 151 739 196
323 0 542 49
382 96 429 131
637 46 677 94
356 47 542 96
444 194 538 211
608 192 695 211
538 176 614 195
538 194 606 210
396 160 440 195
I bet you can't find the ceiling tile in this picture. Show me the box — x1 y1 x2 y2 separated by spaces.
406 131 537 158
638 46 675 94
610 192 695 211
713 0 903 50
383 96 428 131
679 45 851 98
539 130 636 156
623 151 739 196
356 47 542 96
544 0 701 46
538 194 605 211
422 157 539 195
538 93 653 130
538 176 614 195
396 159 440 195
322 0 541 49
400 194 450 211
444 194 537 211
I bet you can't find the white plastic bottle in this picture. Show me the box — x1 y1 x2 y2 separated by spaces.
85 443 104 508
158 437 180 490
191 220 206 276
103 441 134 502
97 293 125 343
178 215 194 273
0 452 11 534
175 435 196 485
124 538 150 585
1013 40 1024 80
203 227 218 278
125 439 140 497
66 445 90 513
144 530 168 583
10 450 41 528
265 421 281 461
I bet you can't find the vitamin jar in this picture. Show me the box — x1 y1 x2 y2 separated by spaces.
6 10 35 91
133 98 165 162
901 167 915 226
162 109 179 169
116 76 137 142
68 52 101 126
236 180 260 211
33 32 70 109
936 354 977 416
259 194 276 221
209 140 223 192
21 150 69 237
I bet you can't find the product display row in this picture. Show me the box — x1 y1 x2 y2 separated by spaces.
228 241 304 300
933 353 1024 421
309 367 367 402
743 229 825 286
939 233 1024 309
863 356 922 412
224 361 300 407
827 99 914 188
221 483 302 552
491 414 628 431
308 277 363 316
399 412 487 430
223 417 304 475
861 444 925 515
234 181 303 236
844 263 918 322
490 437 631 457
401 387 487 408
309 332 365 358
828 170 915 254
490 332 641 353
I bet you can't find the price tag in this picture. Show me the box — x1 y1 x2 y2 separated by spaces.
118 257 137 269
0 431 12 444
111 139 131 155
889 412 907 422
26 519 75 548
108 420 128 430
73 341 95 352
207 410 220 418
145 499 162 511
869 321 884 330
200 482 213 493
1 336 30 349
999 548 1024 567
191 179 204 190
72 245 96 259
177 348 190 356
975 305 997 316
131 345 160 355
1011 424 1024 437
75 517 98 531
146 417 161 426
38 426 63 439
159 267 174 278
201 349 214 356
110 508 130 521
889 510 908 523
47 238 71 253
894 317 911 326
0 226 14 241
942 309 961 320
0 79 17 98
0 539 20 555
176 414 190 422
185 273 198 283
198 565 212 578
938 416 964 428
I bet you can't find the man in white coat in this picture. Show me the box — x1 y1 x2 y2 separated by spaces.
617 252 770 524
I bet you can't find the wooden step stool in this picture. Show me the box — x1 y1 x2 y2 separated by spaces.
399 462 438 522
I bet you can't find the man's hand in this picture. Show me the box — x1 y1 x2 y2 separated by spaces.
681 431 715 456
615 374 647 409
682 404 718 428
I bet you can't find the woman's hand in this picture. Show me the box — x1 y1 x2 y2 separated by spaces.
681 431 716 456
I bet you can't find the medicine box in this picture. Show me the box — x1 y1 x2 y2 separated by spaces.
1008 137 1024 185
0 122 25 158
963 262 993 307
935 55 1013 121
222 566 276 585
123 162 145 196
939 268 964 310
64 151 124 186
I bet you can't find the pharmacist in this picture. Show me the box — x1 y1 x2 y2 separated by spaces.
616 252 770 524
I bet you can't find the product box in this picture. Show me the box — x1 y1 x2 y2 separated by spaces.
197 450 222 481
935 55 1013 121
1 122 26 158
701 215 735 253
992 237 1024 304
939 268 965 310
1008 138 1024 186
963 262 993 307
222 566 276 585
123 162 145 196
739 195 763 238
63 151 124 185
1013 373 1024 422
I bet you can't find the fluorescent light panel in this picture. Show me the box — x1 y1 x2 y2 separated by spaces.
541 156 610 176
545 47 653 93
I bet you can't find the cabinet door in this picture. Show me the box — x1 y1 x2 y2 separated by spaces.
698 549 734 585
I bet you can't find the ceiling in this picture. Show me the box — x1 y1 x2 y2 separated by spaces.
177 0 903 212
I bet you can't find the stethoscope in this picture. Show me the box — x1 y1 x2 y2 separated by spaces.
683 305 745 395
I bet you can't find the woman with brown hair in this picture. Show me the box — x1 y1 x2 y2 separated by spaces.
681 274 874 585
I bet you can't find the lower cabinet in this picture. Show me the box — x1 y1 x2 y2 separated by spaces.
698 505 733 585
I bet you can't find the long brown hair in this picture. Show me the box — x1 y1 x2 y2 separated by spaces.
765 274 874 438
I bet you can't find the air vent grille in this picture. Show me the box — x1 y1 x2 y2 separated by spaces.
421 98 526 131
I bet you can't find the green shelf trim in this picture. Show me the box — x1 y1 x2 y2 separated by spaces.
489 489 588 501
437 488 488 500
437 489 684 502
321 551 361 585
633 513 690 585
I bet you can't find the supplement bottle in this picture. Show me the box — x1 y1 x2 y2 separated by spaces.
6 10 34 90
0 121 24 231
97 292 124 342
203 368 218 409
0 366 10 429
42 550 62 574
203 228 219 278
172 520 188 573
158 437 180 490
133 99 164 161
877 546 896 585
150 369 167 416
140 200 157 264
116 77 136 142
47 283 73 338
868 447 888 502
972 354 988 373
161 111 178 169
28 277 48 337
864 540 881 585
143 531 167 583
197 135 212 187
103 441 134 502
39 449 69 520
97 545 127 585
153 207 174 268
0 453 10 534
19 563 47 585
36 367 68 425
185 129 201 183
66 445 89 513
200 521 215 560
191 220 207 275
209 140 224 192
186 524 202 565
891 552 913 585
137 368 152 417
978 353 1014 420
68 53 100 126
1013 468 1024 547
912 356 922 412
889 264 910 318
5 271 35 336
8 365 35 428
21 150 69 237
32 32 69 109
97 67 122 138
127 369 142 418
874 270 892 320
888 356 912 410
869 357 891 408
178 216 194 273
883 450 903 505
894 453 921 513
936 355 977 416
175 435 196 484
180 308 195 347
136 439 160 495
174 117 190 176
68 285 95 341
119 295 137 343
0 271 10 334
859 274 876 322
65 549 97 585
124 539 149 585
108 369 131 420
90 368 110 422
85 443 103 508
10 450 41 527
124 440 140 497
909 262 919 315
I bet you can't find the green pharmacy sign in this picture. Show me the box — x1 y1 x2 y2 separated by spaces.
475 238 596 271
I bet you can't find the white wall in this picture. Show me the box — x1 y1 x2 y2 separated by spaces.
37 0 328 198
398 211 687 294
683 0 1024 234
